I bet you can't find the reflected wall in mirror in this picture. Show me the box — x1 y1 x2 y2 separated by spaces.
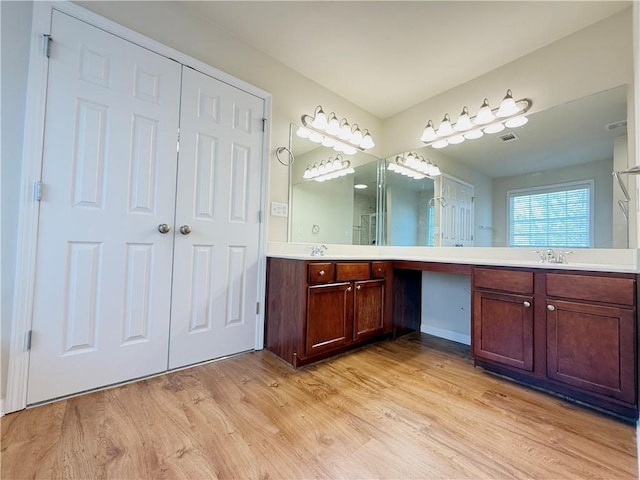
289 123 381 245
387 86 630 248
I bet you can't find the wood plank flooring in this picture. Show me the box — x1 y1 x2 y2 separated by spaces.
2 333 637 479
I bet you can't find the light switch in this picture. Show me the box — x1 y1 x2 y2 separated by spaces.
271 202 288 217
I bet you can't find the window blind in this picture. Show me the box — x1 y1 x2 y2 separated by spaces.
508 181 593 248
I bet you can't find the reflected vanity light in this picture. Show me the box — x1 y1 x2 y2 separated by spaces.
303 154 355 182
300 105 375 155
420 89 532 148
354 184 368 189
387 152 441 179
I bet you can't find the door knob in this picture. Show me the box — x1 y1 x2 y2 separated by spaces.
158 223 171 234
547 304 555 311
179 225 192 235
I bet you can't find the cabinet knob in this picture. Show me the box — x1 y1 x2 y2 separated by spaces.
347 286 352 292
356 285 361 290
523 301 531 308
547 304 555 311
318 270 325 276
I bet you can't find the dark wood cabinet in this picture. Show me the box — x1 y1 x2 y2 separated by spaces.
473 290 534 371
353 279 385 341
306 282 352 356
546 299 636 403
472 266 638 419
265 257 391 367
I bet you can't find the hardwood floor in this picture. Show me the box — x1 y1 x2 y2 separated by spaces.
2 333 637 479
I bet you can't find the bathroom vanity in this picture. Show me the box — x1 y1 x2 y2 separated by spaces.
265 246 639 419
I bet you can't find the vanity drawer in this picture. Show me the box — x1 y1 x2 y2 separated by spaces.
546 273 635 306
336 262 371 281
308 263 335 284
371 261 388 278
474 268 533 294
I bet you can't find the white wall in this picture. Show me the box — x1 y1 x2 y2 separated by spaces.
1 0 33 404
382 9 634 160
492 158 614 247
387 187 420 245
421 272 471 345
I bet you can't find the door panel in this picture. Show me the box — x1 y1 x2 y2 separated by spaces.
27 11 181 404
353 279 385 341
168 67 264 369
306 283 352 356
472 290 534 371
547 299 636 403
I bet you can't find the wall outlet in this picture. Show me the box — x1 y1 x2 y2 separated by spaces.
271 202 288 217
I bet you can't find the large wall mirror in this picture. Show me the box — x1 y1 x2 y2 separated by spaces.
289 128 382 245
289 86 634 248
387 85 632 249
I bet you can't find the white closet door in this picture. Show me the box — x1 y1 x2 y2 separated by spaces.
27 11 181 404
439 175 475 247
168 67 264 369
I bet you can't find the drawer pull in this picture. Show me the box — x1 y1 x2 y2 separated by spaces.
547 304 555 311
523 301 531 308
318 270 325 276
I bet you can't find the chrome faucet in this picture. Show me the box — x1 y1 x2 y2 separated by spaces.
535 249 572 264
310 244 327 256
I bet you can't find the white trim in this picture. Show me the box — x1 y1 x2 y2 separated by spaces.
7 0 272 413
420 325 471 346
1 398 5 417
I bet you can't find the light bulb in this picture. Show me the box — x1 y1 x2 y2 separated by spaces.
430 164 442 176
309 132 324 143
333 142 345 152
326 114 340 135
484 123 505 134
296 127 310 138
496 89 520 118
338 120 351 140
311 165 319 177
350 125 363 145
322 136 336 147
474 98 495 125
303 166 312 179
505 116 528 128
436 114 454 137
454 107 473 131
464 129 483 140
342 145 357 155
311 106 327 129
360 132 375 149
318 162 326 174
420 120 437 142
448 134 465 145
432 139 448 149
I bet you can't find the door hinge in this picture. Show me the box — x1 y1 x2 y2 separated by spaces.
256 302 260 314
34 181 43 201
43 34 52 58
176 128 180 153
258 210 263 223
26 330 32 351
262 118 267 132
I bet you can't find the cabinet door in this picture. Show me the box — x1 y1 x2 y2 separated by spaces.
306 283 352 356
353 279 385 341
547 300 636 404
473 290 534 371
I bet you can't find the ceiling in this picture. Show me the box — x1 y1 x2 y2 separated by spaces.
178 1 630 119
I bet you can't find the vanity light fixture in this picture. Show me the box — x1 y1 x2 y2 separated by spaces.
420 90 532 149
299 105 376 154
302 154 355 182
387 152 441 179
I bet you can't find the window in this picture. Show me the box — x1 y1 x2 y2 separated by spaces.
508 181 593 248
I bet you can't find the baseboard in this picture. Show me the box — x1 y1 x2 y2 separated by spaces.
420 325 471 345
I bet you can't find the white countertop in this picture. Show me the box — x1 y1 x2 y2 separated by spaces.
267 242 639 273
